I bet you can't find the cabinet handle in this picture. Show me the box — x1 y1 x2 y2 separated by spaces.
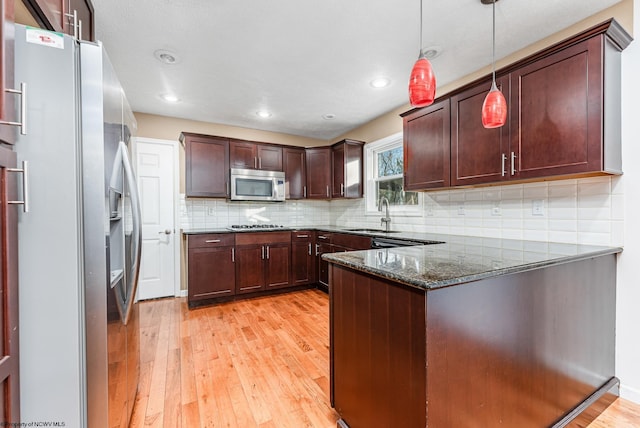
501 153 507 177
297 234 309 238
266 245 270 259
254 157 257 169
303 186 307 198
308 242 312 256
511 152 517 176
259 157 262 169
226 180 229 196
231 247 235 262
315 244 320 256
205 239 221 243
1 83 27 135
261 245 265 260
7 161 29 213
318 235 328 240
326 185 329 197
340 183 344 196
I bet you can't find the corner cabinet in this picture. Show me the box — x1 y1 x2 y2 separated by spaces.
331 139 364 198
283 147 306 199
305 147 331 199
402 99 451 190
181 132 229 198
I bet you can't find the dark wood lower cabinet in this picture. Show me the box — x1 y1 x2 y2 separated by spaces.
330 254 617 427
187 246 235 301
291 231 315 286
265 242 290 289
235 244 266 294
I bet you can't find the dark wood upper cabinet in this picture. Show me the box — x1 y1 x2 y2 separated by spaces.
283 147 306 199
23 0 94 40
402 99 451 190
0 0 17 146
511 36 617 179
450 77 509 186
331 139 364 198
305 147 331 199
229 139 283 171
403 19 630 190
181 132 229 198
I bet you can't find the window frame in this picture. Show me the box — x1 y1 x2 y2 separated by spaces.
365 132 423 216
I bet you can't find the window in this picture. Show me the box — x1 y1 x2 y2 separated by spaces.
365 132 421 215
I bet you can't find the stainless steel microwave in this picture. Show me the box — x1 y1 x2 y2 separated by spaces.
230 168 286 202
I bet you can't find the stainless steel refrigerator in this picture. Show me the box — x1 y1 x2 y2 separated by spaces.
14 25 141 427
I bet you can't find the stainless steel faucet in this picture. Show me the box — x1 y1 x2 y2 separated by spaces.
378 196 391 232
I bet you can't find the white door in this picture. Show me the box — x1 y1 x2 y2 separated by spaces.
135 139 178 300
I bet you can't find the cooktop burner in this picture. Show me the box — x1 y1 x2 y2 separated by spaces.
228 224 285 230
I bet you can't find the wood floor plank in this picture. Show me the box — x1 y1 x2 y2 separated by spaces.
135 289 640 428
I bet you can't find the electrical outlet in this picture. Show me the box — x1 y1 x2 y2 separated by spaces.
532 199 545 216
491 201 502 216
207 207 215 216
426 204 435 216
457 203 465 216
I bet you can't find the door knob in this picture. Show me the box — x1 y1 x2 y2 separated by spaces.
158 229 172 235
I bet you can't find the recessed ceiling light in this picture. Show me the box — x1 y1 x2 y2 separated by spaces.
370 77 391 88
322 113 336 120
256 110 272 118
160 94 180 103
422 46 443 60
154 49 180 65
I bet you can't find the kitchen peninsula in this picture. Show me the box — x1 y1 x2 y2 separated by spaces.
325 237 621 427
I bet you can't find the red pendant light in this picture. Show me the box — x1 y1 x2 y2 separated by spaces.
481 0 507 128
408 0 436 108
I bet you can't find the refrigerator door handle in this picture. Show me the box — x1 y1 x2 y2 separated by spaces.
1 82 27 135
7 160 29 212
120 141 142 325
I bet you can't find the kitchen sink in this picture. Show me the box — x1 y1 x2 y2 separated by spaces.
346 228 400 234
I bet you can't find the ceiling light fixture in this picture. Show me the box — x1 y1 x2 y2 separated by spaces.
408 0 436 108
154 49 180 65
481 0 507 128
160 94 179 103
256 110 272 118
370 77 391 88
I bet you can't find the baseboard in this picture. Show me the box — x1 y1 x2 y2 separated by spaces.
176 289 188 298
620 383 640 404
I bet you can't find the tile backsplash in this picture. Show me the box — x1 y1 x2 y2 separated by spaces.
181 175 623 246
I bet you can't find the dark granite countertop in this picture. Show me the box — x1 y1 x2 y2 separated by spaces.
323 236 622 291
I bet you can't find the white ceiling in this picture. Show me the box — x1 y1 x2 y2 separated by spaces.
91 0 622 141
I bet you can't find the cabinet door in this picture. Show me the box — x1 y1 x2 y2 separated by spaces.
235 245 265 294
229 140 257 169
450 77 509 186
187 246 235 302
27 0 64 32
265 243 290 288
67 0 93 41
0 0 17 146
283 147 306 199
257 144 283 171
183 134 229 197
317 242 332 287
305 147 331 199
403 99 451 190
291 233 315 286
344 141 363 198
331 143 345 198
511 37 603 179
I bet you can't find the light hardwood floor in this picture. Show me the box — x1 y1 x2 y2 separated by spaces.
130 289 640 428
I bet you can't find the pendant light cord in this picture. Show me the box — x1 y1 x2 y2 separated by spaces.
491 0 497 87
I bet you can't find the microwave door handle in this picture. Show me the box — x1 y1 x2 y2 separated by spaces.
120 141 142 325
273 178 279 199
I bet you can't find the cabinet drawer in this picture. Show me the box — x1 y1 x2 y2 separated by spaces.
291 230 314 242
316 232 332 243
332 233 372 250
188 233 235 248
235 231 291 246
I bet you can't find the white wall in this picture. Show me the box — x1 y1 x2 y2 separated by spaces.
615 0 640 404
